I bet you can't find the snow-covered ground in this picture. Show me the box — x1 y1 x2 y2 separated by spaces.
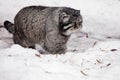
0 0 120 80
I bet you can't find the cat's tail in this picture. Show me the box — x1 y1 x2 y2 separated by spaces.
4 20 14 33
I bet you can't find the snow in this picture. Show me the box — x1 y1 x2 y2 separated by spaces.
0 0 120 80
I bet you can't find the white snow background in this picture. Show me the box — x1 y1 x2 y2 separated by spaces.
0 0 120 80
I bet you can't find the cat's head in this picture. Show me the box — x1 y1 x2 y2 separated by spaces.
59 7 83 36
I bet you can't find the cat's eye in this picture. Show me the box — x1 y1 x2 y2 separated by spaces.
63 15 70 19
72 14 78 17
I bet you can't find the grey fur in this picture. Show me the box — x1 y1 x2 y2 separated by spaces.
4 6 83 54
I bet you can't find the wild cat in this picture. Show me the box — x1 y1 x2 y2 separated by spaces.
4 6 83 54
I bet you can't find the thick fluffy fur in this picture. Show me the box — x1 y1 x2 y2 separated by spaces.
4 6 83 54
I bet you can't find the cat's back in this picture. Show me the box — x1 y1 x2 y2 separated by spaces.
14 6 51 43
14 6 50 32
15 6 48 22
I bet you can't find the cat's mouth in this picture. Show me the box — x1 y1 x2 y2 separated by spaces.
75 17 83 28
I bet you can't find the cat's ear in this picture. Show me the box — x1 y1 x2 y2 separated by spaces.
74 10 80 16
78 10 80 13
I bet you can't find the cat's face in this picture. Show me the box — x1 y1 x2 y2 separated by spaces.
59 8 83 36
